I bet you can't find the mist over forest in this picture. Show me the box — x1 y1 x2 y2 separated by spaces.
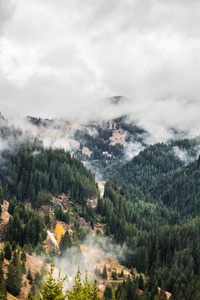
1 1 200 299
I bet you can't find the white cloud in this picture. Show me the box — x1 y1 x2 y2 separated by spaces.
0 0 200 139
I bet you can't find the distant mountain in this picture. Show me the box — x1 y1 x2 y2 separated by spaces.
27 115 148 181
108 95 129 105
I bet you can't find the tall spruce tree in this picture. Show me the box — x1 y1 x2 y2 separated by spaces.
39 262 66 300
102 265 107 279
6 250 22 296
0 260 7 300
4 242 11 261
59 230 72 254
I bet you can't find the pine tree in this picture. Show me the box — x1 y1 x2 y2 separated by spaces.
111 270 117 280
4 241 12 260
34 272 42 289
0 260 7 300
22 260 26 274
0 186 3 204
28 282 37 300
104 285 113 300
102 264 107 279
6 250 22 296
0 251 4 262
39 261 66 300
27 267 33 284
66 267 100 300
59 230 72 254
21 248 26 261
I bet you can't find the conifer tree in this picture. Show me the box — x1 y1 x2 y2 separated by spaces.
111 270 117 280
28 282 37 300
102 264 107 279
0 251 4 262
0 260 7 300
66 267 100 300
39 261 66 300
22 260 26 274
103 285 113 300
27 267 33 284
6 250 22 296
59 230 72 254
0 186 3 204
21 248 26 261
4 241 12 260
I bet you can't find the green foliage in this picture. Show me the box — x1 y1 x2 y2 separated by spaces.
0 260 7 300
94 266 101 276
115 275 140 300
0 186 4 204
21 260 26 274
104 285 113 300
151 159 200 219
118 269 124 278
28 283 37 300
73 221 86 241
38 262 67 300
98 178 200 298
6 250 22 296
66 268 100 300
111 270 118 280
27 267 33 284
34 271 42 289
115 140 200 193
130 267 134 276
21 248 26 261
59 230 72 254
115 139 200 220
54 206 70 224
96 229 102 236
4 241 12 260
0 251 4 262
44 213 51 228
7 208 47 248
0 144 98 208
36 263 101 300
138 274 144 291
102 265 107 279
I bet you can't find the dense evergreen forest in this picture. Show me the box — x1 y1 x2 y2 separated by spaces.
0 142 98 208
1 114 200 299
98 180 200 299
113 139 200 220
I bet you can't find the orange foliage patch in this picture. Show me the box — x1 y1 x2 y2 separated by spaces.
55 224 65 243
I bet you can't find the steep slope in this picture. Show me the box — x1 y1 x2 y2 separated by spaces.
115 142 184 191
116 138 200 191
151 158 200 219
0 142 98 208
27 115 148 180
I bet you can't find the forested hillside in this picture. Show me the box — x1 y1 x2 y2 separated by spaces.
98 180 200 299
113 138 200 222
150 159 200 219
0 142 98 208
116 139 200 189
27 115 148 180
108 143 184 191
0 114 200 299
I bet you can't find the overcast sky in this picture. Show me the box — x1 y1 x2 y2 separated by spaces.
0 0 200 136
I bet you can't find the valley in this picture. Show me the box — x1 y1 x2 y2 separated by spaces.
0 113 200 299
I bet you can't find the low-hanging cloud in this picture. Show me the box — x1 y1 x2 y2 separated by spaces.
1 0 200 141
